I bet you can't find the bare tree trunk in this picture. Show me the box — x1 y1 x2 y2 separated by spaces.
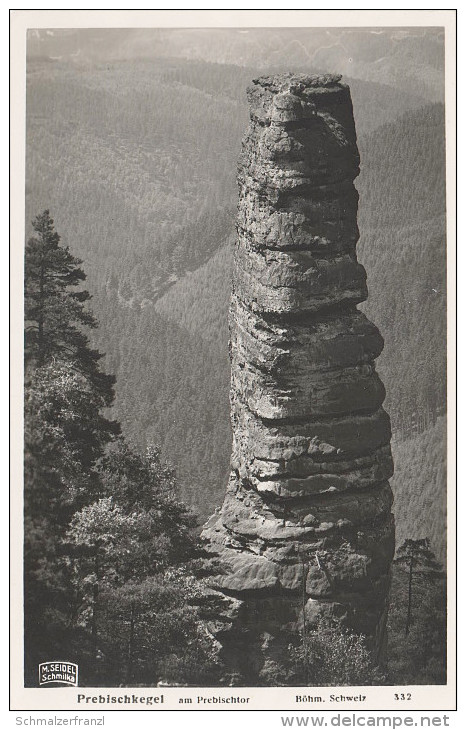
300 551 309 685
405 555 414 636
127 601 135 684
92 548 99 660
37 257 45 366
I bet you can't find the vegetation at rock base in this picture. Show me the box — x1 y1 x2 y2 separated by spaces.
274 540 446 688
288 621 386 687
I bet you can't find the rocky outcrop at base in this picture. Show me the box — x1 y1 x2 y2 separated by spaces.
202 73 394 685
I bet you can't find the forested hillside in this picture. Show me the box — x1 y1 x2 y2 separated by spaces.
93 288 231 511
26 58 245 295
357 103 446 435
391 419 447 566
26 56 430 298
154 240 233 353
26 55 447 541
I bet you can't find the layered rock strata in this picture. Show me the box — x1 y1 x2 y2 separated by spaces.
202 73 394 684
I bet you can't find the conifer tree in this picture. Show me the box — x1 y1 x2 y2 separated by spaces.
24 209 115 401
387 541 446 684
394 538 443 635
24 211 120 523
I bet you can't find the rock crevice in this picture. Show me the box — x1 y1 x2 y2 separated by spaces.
202 73 394 684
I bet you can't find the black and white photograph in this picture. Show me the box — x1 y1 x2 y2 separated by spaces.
10 8 456 713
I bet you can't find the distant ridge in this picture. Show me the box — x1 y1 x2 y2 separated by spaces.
27 27 444 102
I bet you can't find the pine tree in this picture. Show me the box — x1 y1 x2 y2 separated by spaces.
24 209 115 401
394 538 443 635
24 211 120 514
387 549 446 684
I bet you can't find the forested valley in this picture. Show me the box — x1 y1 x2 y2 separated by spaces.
24 49 447 685
23 210 446 687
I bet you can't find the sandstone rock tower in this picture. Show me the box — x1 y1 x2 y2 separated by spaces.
202 73 394 684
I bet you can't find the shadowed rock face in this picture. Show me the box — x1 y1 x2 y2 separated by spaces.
202 73 394 685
